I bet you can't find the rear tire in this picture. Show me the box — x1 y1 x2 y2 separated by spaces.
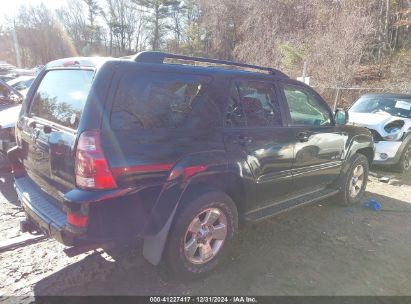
163 192 238 280
335 153 369 206
393 143 411 173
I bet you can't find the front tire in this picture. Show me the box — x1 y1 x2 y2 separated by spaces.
0 151 10 170
394 143 411 173
336 153 369 206
164 192 238 279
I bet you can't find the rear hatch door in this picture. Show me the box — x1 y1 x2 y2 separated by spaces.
20 68 95 205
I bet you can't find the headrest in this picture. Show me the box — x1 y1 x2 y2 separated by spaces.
242 97 262 114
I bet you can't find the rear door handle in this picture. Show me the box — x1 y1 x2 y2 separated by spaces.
233 135 252 144
297 131 310 142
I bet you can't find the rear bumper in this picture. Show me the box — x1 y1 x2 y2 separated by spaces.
14 175 158 247
15 176 78 246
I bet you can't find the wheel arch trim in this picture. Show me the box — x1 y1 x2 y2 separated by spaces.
142 171 244 265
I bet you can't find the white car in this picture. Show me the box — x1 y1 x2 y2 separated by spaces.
7 76 35 97
348 93 411 173
0 104 21 168
0 104 21 129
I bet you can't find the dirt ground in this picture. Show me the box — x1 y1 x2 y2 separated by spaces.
0 167 411 297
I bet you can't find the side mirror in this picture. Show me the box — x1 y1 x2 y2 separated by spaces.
335 108 349 125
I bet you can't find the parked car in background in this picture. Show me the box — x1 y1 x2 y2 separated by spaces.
0 61 16 75
0 79 23 108
7 76 35 97
0 75 15 82
8 68 37 77
0 76 31 168
348 93 411 173
9 53 374 279
0 104 21 168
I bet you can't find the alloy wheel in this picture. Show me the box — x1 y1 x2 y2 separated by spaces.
349 164 365 198
403 146 411 172
183 208 228 265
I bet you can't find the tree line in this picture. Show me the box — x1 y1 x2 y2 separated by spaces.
0 0 410 89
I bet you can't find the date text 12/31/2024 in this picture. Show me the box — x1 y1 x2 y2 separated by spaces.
149 297 258 303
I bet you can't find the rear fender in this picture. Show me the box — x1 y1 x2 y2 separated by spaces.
142 151 253 265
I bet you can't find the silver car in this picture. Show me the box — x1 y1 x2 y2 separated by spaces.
348 93 411 173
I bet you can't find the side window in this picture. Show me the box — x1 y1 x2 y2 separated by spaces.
225 83 247 127
110 72 216 130
237 81 282 127
283 84 331 126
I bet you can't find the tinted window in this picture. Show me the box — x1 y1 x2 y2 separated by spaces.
111 72 217 130
30 70 94 129
226 83 247 127
237 81 282 127
283 84 331 126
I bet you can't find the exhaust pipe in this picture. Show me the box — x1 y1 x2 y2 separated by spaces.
19 219 38 234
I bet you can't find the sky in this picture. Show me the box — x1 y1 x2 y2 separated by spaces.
0 0 67 24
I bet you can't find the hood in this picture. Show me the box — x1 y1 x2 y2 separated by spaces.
348 112 393 128
0 104 21 129
348 111 411 141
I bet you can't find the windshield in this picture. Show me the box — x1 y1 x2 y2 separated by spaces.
350 96 411 118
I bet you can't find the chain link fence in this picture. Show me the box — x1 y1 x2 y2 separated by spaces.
315 87 388 110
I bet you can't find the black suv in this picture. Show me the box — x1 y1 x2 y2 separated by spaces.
9 52 374 278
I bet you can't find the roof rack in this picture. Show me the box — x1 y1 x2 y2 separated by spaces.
132 51 288 77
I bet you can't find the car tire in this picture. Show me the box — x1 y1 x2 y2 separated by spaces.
163 191 238 280
0 151 10 171
335 153 369 206
393 143 411 174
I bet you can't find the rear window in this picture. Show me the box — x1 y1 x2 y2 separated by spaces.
110 72 217 130
30 69 94 129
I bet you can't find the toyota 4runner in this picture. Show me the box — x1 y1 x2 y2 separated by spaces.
8 52 374 278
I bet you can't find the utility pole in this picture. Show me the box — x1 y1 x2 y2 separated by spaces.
333 88 341 111
302 61 307 83
12 19 22 68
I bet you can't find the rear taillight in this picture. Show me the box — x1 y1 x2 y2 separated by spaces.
67 212 88 228
75 130 117 190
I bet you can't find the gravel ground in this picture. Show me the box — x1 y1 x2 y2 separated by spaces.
0 167 410 297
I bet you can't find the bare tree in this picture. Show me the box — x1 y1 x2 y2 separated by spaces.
0 0 409 92
198 0 245 60
133 0 180 50
13 4 77 66
83 0 102 53
57 0 88 54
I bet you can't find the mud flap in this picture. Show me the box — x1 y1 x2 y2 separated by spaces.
143 204 178 265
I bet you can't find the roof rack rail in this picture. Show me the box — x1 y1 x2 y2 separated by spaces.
132 51 288 77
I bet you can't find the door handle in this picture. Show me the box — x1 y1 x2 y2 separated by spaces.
233 135 252 144
297 131 310 142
